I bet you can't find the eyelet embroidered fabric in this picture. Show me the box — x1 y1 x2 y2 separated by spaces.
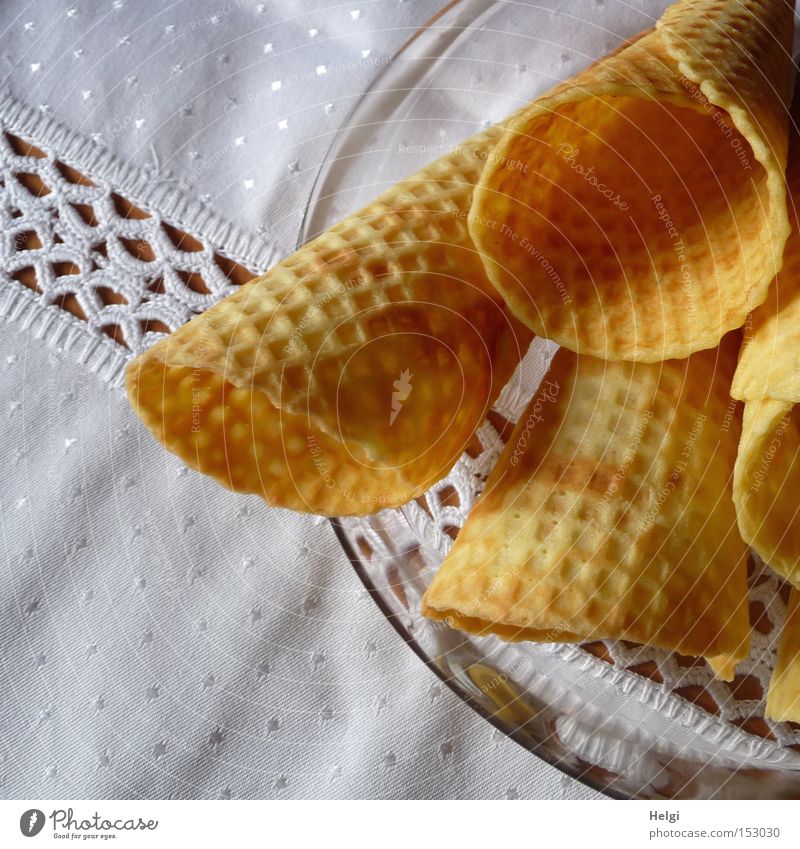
1 89 798 774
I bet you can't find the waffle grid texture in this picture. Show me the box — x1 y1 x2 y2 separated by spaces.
128 122 535 514
422 341 750 663
469 0 793 362
733 109 800 613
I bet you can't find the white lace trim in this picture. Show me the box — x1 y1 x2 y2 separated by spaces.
0 91 277 272
0 283 127 384
0 88 273 386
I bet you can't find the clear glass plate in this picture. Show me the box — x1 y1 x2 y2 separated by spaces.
299 0 800 799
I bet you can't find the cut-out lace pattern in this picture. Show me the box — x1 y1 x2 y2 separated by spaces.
0 93 264 385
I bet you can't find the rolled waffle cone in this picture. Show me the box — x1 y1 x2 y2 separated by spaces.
732 113 800 587
730 97 800 721
125 30 665 516
127 124 533 515
421 336 750 672
469 0 793 362
765 588 800 722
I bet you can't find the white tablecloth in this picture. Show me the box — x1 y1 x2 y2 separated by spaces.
0 0 617 799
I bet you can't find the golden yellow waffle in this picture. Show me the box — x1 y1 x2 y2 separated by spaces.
732 114 800 586
421 338 750 672
128 307 531 515
766 589 800 722
125 29 666 516
470 0 793 362
733 399 800 586
735 104 800 718
706 655 739 683
130 352 409 514
734 131 800 404
127 122 536 515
